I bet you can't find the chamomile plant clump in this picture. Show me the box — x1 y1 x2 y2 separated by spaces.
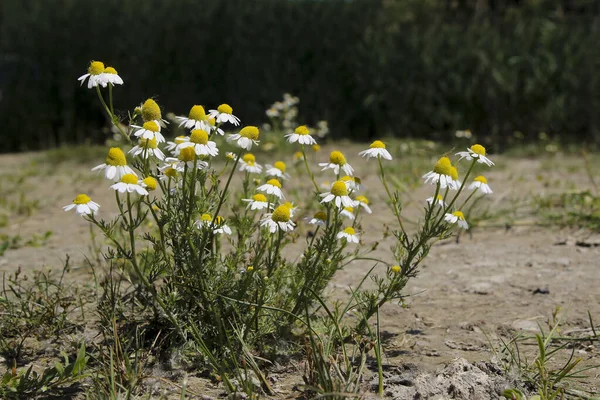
67 61 496 394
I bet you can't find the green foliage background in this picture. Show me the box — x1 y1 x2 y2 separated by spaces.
1 0 599 152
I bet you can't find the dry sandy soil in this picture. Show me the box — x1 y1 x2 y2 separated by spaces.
0 144 599 398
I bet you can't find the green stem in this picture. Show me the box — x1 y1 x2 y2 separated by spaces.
301 145 319 192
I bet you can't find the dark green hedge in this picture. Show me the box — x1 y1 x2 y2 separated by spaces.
1 0 599 152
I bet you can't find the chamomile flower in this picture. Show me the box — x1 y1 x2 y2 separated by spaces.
285 125 317 145
242 193 271 211
280 201 299 218
99 66 124 86
340 206 355 219
165 136 187 155
140 98 168 127
63 194 99 216
257 178 284 199
422 156 456 189
164 147 209 172
391 265 401 274
337 227 359 243
239 153 263 174
450 166 461 191
77 61 105 89
227 126 259 150
132 121 165 143
293 151 305 163
159 165 179 182
469 175 493 194
92 147 136 181
340 175 360 192
319 151 354 176
265 161 290 180
177 129 218 157
140 177 158 191
320 181 358 209
426 194 446 208
456 144 494 166
176 105 208 131
355 195 372 213
358 140 392 160
208 104 240 126
129 137 165 160
444 211 469 229
261 205 296 233
205 116 224 136
195 214 232 235
308 211 327 226
110 174 149 195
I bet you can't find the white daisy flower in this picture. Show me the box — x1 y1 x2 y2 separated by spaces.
205 116 224 136
319 150 354 176
358 140 392 160
456 144 494 167
355 195 372 214
63 194 99 216
337 227 359 243
260 205 296 233
426 194 446 208
92 147 136 181
320 181 358 209
280 202 299 218
140 177 158 192
195 214 232 235
340 175 360 192
307 211 327 226
243 193 271 211
129 137 165 160
77 61 105 89
227 126 260 150
208 103 241 126
140 99 169 128
265 161 291 180
257 179 284 199
469 175 493 194
164 147 209 172
422 157 458 190
285 125 317 145
110 174 149 196
165 136 188 156
176 105 209 131
340 206 355 219
238 153 263 174
132 121 165 143
176 129 218 157
98 66 124 87
444 211 469 229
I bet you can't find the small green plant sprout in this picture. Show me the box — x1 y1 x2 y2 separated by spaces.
68 60 498 395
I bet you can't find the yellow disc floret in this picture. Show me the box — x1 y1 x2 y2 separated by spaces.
73 194 91 205
294 151 304 160
142 121 159 133
295 125 309 136
200 213 212 222
391 265 401 273
217 104 233 114
239 126 259 140
139 137 158 149
88 61 105 75
243 153 256 163
453 211 465 220
370 140 386 149
331 181 348 197
252 193 267 202
164 168 178 178
356 195 369 204
105 147 127 166
142 177 157 191
247 265 254 272
266 178 282 188
450 166 459 181
470 144 486 156
189 105 206 121
190 129 209 145
433 156 452 176
282 202 295 209
329 151 347 166
104 66 118 74
142 99 161 122
121 174 138 184
313 211 327 221
312 144 321 152
474 175 487 184
343 227 356 235
179 147 196 162
272 205 291 222
274 161 286 172
344 207 354 213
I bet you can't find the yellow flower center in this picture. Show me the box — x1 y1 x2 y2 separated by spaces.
105 147 127 166
272 205 291 222
139 137 158 149
266 179 282 188
208 117 216 126
282 202 294 209
274 161 286 172
313 211 327 221
121 174 138 185
329 151 346 165
164 168 177 178
450 166 459 181
189 105 206 121
201 213 212 222
453 211 465 220
433 156 452 176
343 207 354 213
179 147 196 162
343 227 356 235
243 153 256 163
247 265 254 272
356 195 369 204
474 175 487 184
104 66 118 74
312 144 321 152
370 140 386 149
217 104 233 114
239 126 259 140
436 194 443 201
341 176 354 184
294 151 304 160
391 265 401 273
190 129 209 145
175 136 186 144
88 61 105 75
470 144 486 156
295 125 309 136
142 99 161 122
330 181 348 197
142 177 157 191
142 121 159 133
252 193 267 202
73 194 91 205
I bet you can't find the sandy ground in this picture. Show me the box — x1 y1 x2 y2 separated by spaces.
0 145 599 398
